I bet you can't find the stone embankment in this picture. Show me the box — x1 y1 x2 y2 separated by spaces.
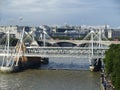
100 69 115 90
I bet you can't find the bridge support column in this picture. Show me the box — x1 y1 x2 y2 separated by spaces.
89 58 102 72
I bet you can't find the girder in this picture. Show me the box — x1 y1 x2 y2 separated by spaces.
0 47 107 58
24 47 107 58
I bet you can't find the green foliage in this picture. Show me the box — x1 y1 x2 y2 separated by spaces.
118 37 120 41
10 37 18 46
51 36 84 40
104 44 120 90
0 37 18 46
75 37 84 40
108 38 113 41
51 36 70 40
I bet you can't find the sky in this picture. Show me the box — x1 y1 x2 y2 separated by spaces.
0 0 120 27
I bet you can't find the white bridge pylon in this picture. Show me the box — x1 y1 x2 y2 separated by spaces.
21 29 109 59
0 29 109 59
23 26 58 47
39 26 60 47
83 29 109 64
0 27 25 68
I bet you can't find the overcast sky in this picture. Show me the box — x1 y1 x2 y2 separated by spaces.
0 0 120 27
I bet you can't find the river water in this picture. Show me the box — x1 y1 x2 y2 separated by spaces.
0 57 100 90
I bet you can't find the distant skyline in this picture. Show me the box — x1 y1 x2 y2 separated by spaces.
0 0 120 27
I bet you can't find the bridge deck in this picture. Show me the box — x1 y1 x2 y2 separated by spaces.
0 46 107 58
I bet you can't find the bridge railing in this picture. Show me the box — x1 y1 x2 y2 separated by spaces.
24 47 108 58
0 46 108 58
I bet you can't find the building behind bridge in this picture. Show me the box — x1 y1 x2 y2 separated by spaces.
105 28 120 40
0 25 120 41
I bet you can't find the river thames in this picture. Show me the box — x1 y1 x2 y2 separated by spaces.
0 57 100 90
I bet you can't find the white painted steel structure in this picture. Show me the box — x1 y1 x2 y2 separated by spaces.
0 28 113 70
0 29 109 59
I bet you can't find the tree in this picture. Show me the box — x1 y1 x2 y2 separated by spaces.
0 37 18 46
10 37 18 46
104 44 120 90
51 36 70 40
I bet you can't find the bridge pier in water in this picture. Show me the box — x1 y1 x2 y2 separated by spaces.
15 56 49 71
0 29 109 73
89 58 102 72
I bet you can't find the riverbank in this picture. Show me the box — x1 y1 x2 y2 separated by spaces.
100 69 115 90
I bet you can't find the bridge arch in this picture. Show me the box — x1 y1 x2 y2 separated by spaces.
79 42 108 47
36 40 119 47
37 41 53 47
55 42 77 47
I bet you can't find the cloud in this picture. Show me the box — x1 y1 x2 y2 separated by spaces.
0 0 120 27
0 0 116 16
2 0 97 13
0 0 4 4
3 0 117 14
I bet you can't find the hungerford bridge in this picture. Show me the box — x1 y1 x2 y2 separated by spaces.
0 29 120 59
0 28 120 73
23 29 119 59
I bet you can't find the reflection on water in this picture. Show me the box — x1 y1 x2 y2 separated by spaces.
0 57 100 90
0 57 90 70
41 57 90 70
0 70 100 90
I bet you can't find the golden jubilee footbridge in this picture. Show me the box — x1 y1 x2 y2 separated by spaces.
0 28 119 72
0 29 119 58
21 29 119 58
